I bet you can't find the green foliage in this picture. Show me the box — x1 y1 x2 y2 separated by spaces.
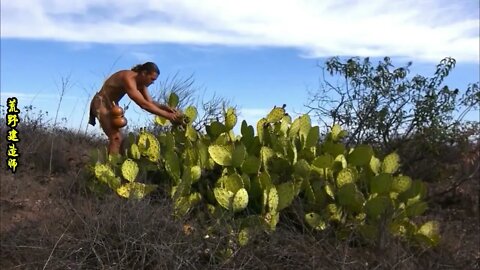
89 93 439 249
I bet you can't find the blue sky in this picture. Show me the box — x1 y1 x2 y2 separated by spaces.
1 0 479 135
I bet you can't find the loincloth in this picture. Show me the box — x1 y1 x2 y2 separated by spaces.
88 92 112 126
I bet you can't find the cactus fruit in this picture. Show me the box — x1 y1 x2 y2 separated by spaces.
121 159 139 182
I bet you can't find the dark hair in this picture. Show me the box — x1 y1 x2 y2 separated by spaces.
131 62 160 74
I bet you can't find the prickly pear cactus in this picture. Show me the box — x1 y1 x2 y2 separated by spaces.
89 103 439 248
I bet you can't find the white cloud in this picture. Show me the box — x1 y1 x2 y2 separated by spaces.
1 0 478 63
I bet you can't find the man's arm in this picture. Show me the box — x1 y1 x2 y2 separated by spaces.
122 74 178 120
140 86 178 113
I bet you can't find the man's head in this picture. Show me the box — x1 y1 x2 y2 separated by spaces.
132 62 160 87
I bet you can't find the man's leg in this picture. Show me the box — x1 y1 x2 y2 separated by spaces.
97 106 123 155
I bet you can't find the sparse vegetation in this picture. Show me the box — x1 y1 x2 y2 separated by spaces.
1 60 478 269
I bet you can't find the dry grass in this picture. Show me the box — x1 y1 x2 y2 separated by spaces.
0 114 478 270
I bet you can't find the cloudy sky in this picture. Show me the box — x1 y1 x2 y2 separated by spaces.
1 0 479 133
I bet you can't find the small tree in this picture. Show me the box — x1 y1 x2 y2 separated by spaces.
306 56 479 150
306 56 479 185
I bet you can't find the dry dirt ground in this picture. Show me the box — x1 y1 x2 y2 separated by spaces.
0 129 479 269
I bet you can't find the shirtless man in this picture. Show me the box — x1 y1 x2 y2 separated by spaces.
89 62 182 155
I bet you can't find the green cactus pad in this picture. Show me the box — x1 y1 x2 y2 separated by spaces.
369 156 381 175
263 211 280 231
266 107 285 123
370 173 393 194
382 152 400 174
225 107 237 130
398 180 427 203
190 166 202 183
130 143 141 159
392 175 412 193
364 196 392 219
214 187 234 210
294 159 311 179
336 168 355 188
94 163 121 189
288 116 301 138
337 183 364 213
184 106 198 122
207 121 227 138
406 201 428 217
241 120 255 139
298 114 312 141
155 115 170 126
324 184 335 199
238 228 250 246
260 146 275 169
280 115 291 135
330 124 347 141
224 173 244 193
232 144 247 168
168 92 180 107
242 155 261 174
232 188 249 212
165 151 181 183
305 212 327 230
323 141 346 158
277 181 295 211
415 221 440 246
267 187 279 213
305 126 320 148
327 204 342 222
348 145 374 166
312 155 333 169
259 172 273 190
138 132 160 162
185 125 197 141
208 145 233 166
256 118 268 143
121 159 139 182
116 182 157 199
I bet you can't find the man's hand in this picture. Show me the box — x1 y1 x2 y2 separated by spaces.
155 102 178 114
